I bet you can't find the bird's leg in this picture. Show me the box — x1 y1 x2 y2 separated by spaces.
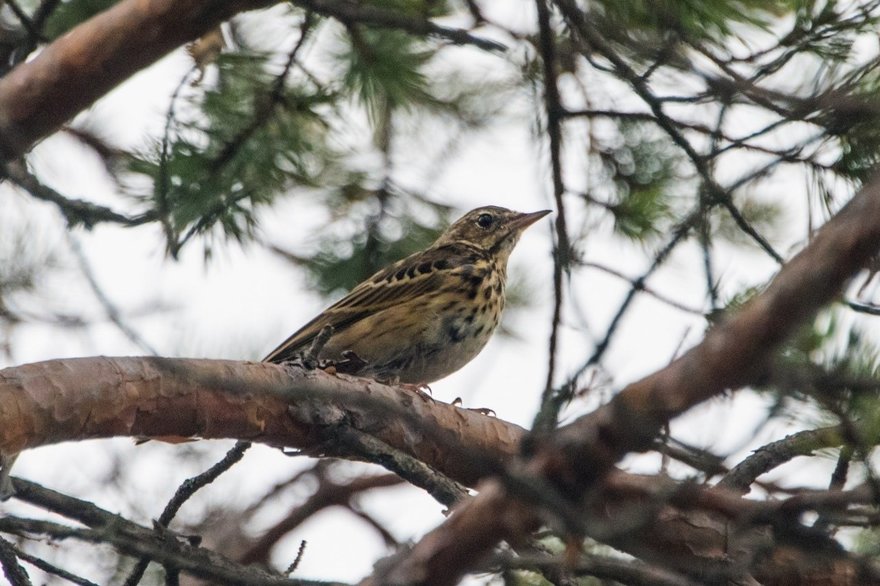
277 326 335 372
300 325 335 370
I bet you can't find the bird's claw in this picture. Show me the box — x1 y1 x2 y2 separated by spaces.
468 407 496 416
400 382 433 402
451 397 494 416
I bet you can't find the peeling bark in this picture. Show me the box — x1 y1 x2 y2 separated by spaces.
0 356 522 486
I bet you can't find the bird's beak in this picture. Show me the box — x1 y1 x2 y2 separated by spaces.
509 209 552 232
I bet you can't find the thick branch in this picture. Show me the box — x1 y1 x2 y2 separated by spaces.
0 0 274 161
0 357 522 488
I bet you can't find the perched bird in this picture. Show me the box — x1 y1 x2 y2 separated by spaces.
264 205 551 384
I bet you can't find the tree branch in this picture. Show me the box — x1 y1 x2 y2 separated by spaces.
1 353 877 584
0 357 523 488
0 0 276 162
123 441 252 586
3 160 155 228
533 0 571 432
718 426 846 495
5 478 342 586
239 471 403 565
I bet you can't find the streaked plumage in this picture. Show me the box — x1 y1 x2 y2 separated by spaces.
264 206 551 383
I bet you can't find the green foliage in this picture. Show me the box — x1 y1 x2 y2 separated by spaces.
786 311 840 363
336 27 436 126
301 190 451 295
787 0 880 61
589 121 680 241
706 285 763 325
855 526 880 556
712 195 782 247
826 79 880 183
126 52 336 252
592 0 792 45
784 5 880 184
109 7 503 261
756 310 880 431
43 0 117 39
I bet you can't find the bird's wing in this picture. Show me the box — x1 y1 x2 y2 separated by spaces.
262 244 482 363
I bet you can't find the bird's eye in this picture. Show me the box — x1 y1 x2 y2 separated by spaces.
476 213 494 229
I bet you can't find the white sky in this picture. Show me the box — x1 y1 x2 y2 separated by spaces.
0 4 873 584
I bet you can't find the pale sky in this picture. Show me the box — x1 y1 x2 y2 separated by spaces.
0 4 865 583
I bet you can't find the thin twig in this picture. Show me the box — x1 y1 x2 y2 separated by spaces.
156 66 199 257
845 299 880 316
122 441 251 586
571 206 703 380
555 0 784 264
239 468 402 565
3 160 155 228
175 17 316 251
285 541 307 575
3 0 44 44
325 424 469 508
718 426 845 495
814 445 855 532
534 0 571 433
4 541 99 586
4 0 60 70
0 535 32 586
491 551 702 586
579 261 705 315
0 513 324 586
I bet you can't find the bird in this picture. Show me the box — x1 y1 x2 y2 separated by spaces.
263 205 551 384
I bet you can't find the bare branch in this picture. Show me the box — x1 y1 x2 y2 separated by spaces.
719 426 845 495
123 441 252 585
0 511 329 586
240 471 403 565
533 0 571 433
3 160 155 228
3 540 98 586
0 357 524 489
0 534 31 586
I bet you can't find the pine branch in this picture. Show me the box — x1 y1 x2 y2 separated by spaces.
0 0 276 162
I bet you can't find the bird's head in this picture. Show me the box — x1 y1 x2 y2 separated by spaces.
434 206 551 258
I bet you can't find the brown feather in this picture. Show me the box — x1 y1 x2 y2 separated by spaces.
262 242 486 363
